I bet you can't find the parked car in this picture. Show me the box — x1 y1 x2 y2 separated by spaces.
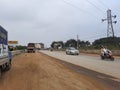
66 47 79 55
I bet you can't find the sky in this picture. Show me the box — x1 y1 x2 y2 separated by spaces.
0 0 120 47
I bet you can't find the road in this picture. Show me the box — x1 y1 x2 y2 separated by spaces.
0 52 110 90
40 50 120 80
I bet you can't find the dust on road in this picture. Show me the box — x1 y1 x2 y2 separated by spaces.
0 52 109 90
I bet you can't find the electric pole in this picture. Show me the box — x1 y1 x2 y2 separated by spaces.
102 9 117 37
77 35 79 49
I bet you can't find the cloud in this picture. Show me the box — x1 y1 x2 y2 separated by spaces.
0 0 119 46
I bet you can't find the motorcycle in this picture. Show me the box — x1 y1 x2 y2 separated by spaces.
100 53 114 61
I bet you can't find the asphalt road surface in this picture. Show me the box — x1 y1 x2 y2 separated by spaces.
0 52 110 90
40 50 120 90
40 50 120 80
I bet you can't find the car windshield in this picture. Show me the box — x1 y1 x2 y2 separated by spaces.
69 47 76 50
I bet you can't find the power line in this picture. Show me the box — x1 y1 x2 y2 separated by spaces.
85 0 105 14
61 0 99 19
97 0 109 9
81 33 106 40
62 0 89 14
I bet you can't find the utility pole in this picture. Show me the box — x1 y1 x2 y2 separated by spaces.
102 9 117 37
77 35 79 49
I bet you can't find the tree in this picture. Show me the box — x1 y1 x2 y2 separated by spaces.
51 41 56 48
51 41 64 49
85 41 91 46
65 39 77 48
16 45 27 50
79 40 91 49
92 37 120 49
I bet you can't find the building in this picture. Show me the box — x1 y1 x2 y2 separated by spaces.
35 43 44 50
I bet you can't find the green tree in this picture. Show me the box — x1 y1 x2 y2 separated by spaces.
92 37 120 49
16 45 27 50
51 41 64 49
79 40 91 49
65 39 77 48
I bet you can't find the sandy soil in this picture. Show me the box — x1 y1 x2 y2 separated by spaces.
0 52 109 90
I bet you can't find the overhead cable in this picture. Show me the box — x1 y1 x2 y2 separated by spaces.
85 0 105 14
97 0 109 9
62 0 87 13
62 0 99 18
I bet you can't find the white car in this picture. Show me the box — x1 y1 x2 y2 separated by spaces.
66 47 79 55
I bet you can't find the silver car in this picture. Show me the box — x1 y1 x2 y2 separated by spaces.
66 47 79 55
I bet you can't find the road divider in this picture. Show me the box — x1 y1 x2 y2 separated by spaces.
12 50 24 57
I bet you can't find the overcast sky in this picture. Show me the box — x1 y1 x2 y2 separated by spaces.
0 0 120 47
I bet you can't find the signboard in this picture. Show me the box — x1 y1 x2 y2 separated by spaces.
8 41 18 44
0 26 8 45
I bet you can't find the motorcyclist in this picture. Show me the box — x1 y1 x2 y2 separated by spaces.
100 45 114 60
104 46 112 56
101 45 112 57
100 45 106 56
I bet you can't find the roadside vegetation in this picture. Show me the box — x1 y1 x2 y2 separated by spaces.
51 37 120 50
9 45 27 51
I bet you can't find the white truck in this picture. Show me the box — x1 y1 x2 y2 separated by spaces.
0 26 12 77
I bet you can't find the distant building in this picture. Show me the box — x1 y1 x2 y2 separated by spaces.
39 43 44 49
35 43 44 49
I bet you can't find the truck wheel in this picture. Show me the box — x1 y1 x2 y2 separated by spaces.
0 68 2 78
5 62 11 71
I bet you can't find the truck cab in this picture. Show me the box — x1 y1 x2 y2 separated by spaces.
0 26 12 77
27 43 35 53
